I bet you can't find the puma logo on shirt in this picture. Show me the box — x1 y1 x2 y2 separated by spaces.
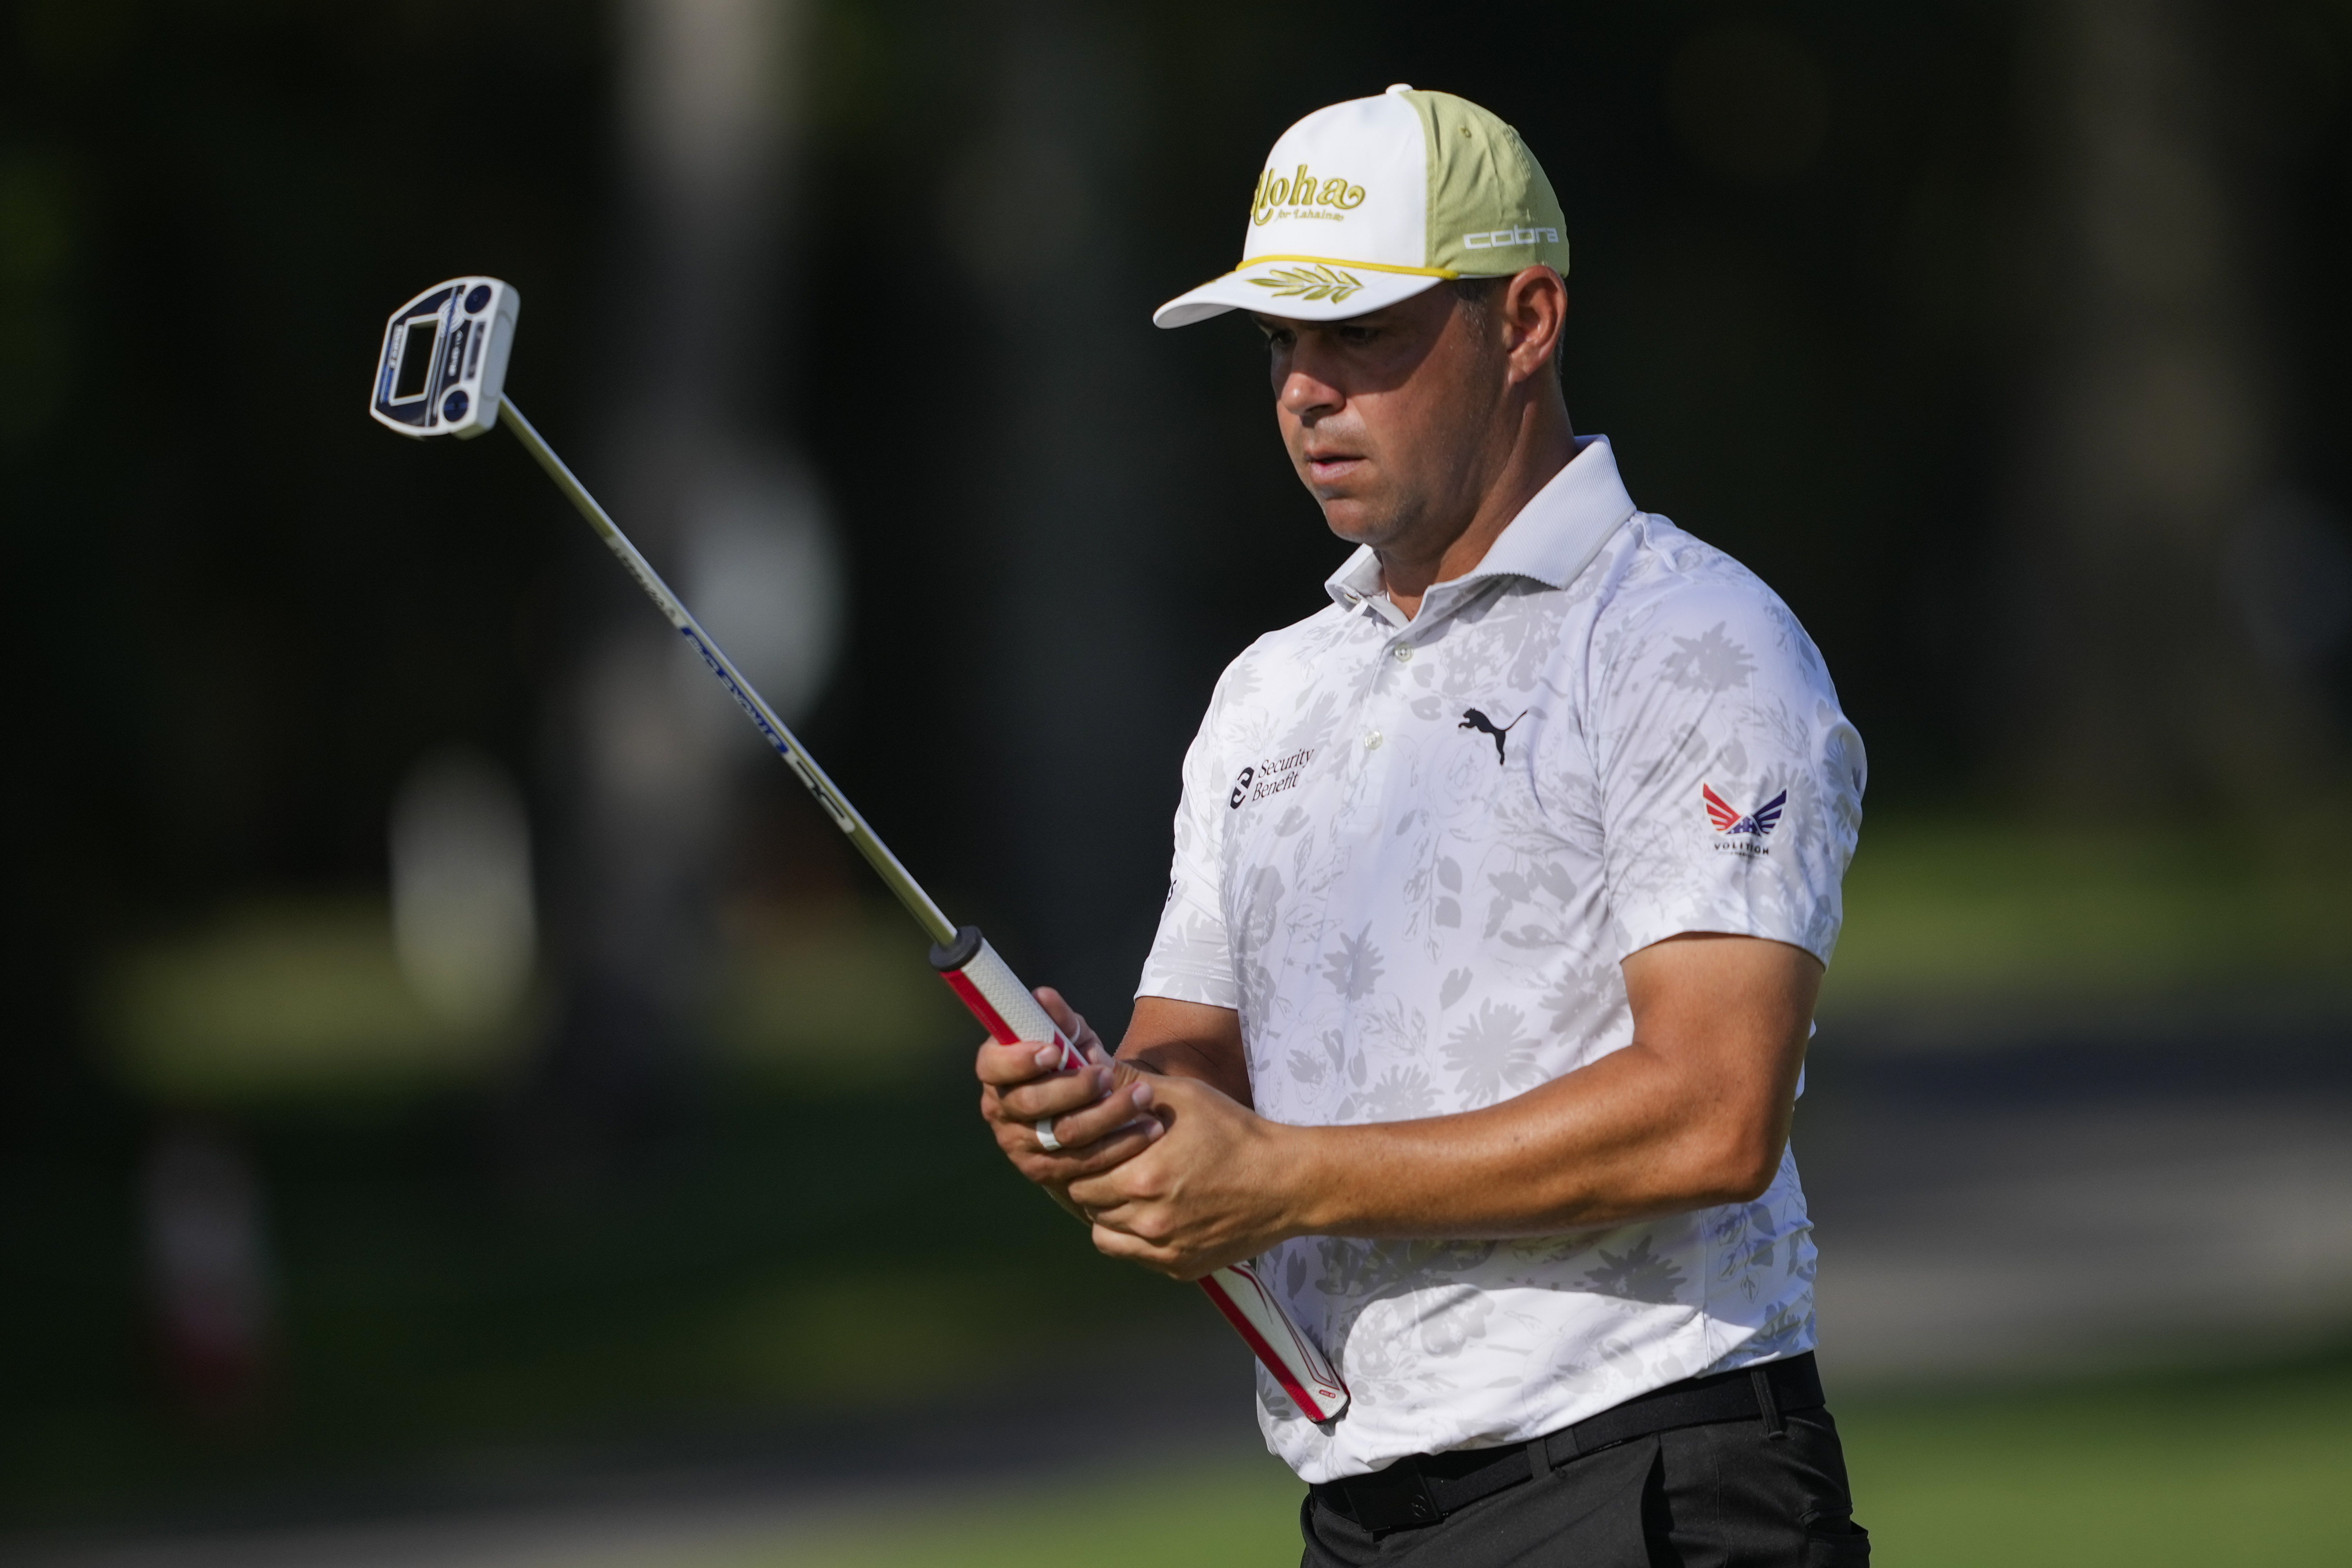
1458 707 1523 764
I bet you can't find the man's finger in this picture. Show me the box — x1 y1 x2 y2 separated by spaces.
1029 1080 1158 1152
1003 1118 1162 1186
1064 1144 1172 1216
982 1080 1157 1158
995 1063 1122 1124
974 1036 1069 1085
1089 1223 1191 1279
1033 986 1087 1042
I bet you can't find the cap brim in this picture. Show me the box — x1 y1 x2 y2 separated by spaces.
1152 265 1447 329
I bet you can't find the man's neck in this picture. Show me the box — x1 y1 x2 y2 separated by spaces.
1378 404 1579 620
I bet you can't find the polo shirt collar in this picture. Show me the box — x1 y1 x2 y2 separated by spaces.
1323 434 1639 618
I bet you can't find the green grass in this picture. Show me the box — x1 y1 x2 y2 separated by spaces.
1822 815 2352 1016
87 895 968 1103
697 1455 1307 1568
656 1355 2352 1568
1840 1361 2352 1567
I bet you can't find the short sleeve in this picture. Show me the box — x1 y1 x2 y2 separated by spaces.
1593 577 1866 966
1135 684 1241 1008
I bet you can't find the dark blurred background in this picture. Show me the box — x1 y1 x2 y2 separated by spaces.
5 0 2352 1559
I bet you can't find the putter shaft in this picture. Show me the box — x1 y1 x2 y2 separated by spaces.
492 394 1351 1421
497 394 958 948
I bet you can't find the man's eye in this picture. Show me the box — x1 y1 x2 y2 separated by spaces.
1337 326 1378 346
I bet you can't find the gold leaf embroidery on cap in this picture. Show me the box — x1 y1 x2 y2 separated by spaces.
1247 265 1365 304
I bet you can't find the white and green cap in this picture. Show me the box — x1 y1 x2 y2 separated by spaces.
1153 84 1569 329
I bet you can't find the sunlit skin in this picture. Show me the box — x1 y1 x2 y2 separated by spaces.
974 266 1823 1279
1260 266 1580 616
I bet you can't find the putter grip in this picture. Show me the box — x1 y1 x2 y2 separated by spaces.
929 926 1351 1423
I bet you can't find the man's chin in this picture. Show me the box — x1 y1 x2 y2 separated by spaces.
1316 497 1394 547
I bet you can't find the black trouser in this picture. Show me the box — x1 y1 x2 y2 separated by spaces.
1301 1358 1869 1566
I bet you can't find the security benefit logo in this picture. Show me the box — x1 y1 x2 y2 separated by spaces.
1230 748 1316 810
1702 783 1786 858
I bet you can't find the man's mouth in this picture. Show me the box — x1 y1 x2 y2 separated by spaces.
1303 449 1364 485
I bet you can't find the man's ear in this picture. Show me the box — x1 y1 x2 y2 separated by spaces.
1501 266 1567 385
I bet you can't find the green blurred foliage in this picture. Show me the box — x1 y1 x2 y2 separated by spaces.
94 900 539 1100
6 0 2348 1029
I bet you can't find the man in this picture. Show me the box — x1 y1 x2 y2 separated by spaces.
976 86 1870 1565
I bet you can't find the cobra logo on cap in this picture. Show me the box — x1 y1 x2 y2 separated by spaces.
1463 226 1562 250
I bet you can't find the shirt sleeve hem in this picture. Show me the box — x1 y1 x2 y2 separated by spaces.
1133 976 1243 1010
1615 915 1836 970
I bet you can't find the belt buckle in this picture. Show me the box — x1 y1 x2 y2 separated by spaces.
1341 1458 1441 1533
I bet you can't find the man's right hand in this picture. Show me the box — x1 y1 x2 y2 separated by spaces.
975 987 1164 1200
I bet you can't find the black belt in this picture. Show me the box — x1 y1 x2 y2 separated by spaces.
1313 1352 1826 1534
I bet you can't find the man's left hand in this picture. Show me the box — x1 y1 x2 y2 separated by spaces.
1065 1075 1309 1279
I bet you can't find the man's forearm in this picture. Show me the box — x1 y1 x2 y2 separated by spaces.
1280 1036 1800 1239
1265 937 1817 1240
1073 940 1814 1267
1115 995 1254 1106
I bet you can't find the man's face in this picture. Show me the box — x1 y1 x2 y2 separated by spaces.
1253 286 1508 551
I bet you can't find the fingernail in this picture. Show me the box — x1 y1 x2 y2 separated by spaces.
1096 1066 1115 1095
1034 1047 1059 1069
1146 1119 1166 1139
1131 1081 1155 1109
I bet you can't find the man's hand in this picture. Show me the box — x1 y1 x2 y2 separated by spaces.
976 994 1299 1277
975 988 1163 1203
1066 1074 1306 1280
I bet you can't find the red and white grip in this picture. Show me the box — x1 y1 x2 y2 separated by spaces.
930 926 1350 1423
933 927 1084 1071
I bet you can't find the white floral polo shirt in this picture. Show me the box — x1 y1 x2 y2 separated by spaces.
1137 435 1867 1483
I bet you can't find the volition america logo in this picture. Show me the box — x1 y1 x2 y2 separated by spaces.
1703 783 1785 857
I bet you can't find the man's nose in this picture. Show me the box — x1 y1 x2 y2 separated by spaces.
1280 368 1341 423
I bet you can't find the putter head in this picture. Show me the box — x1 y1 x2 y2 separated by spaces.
369 277 520 439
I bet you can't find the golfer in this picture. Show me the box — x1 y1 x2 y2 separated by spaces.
977 86 1870 1565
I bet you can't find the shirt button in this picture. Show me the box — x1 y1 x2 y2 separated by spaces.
1393 645 1413 662
1364 730 1383 750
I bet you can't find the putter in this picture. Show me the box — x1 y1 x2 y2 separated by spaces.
369 277 1349 1423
